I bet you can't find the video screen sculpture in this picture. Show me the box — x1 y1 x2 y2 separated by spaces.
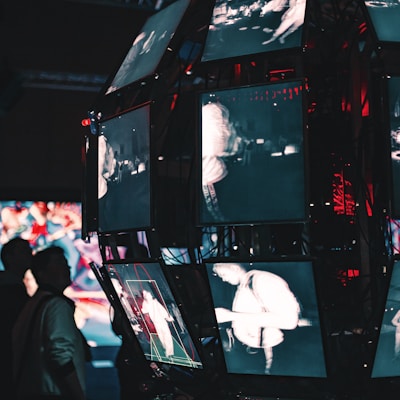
364 0 400 44
98 104 151 233
104 261 203 369
388 77 400 218
0 200 120 346
371 259 400 377
105 0 190 95
205 259 327 377
201 0 307 62
199 80 306 225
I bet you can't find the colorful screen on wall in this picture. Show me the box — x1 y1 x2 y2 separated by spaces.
0 200 120 346
388 77 400 218
105 0 190 95
98 104 151 233
371 259 400 377
201 0 307 63
364 0 400 44
199 80 307 226
104 261 203 369
205 259 327 377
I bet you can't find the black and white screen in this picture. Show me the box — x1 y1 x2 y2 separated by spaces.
201 0 306 63
105 0 190 94
364 0 400 43
105 262 203 369
205 260 327 377
389 77 400 218
98 105 151 233
372 259 400 378
199 80 306 225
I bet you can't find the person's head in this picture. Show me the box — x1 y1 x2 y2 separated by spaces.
142 288 153 300
1 237 32 280
212 263 246 286
31 246 71 293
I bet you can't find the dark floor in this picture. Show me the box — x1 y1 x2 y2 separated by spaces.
86 346 120 400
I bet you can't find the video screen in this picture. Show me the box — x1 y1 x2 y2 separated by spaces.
199 80 306 225
205 259 327 377
364 0 400 43
201 0 307 63
0 200 121 347
105 0 190 95
98 105 151 233
388 77 400 218
104 261 203 369
371 259 400 378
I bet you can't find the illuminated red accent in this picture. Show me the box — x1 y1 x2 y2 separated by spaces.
361 80 369 117
184 63 193 74
170 93 179 111
81 118 91 127
234 63 241 82
250 61 256 67
359 22 367 35
365 182 373 217
342 41 349 49
332 169 356 216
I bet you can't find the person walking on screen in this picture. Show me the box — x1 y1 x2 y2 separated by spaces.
212 262 300 374
12 246 89 400
141 287 174 358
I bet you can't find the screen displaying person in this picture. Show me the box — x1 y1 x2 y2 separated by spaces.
212 262 300 374
141 287 174 358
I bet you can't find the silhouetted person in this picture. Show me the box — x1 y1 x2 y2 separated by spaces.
0 237 32 400
12 246 88 400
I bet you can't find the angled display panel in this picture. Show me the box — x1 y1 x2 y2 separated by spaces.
201 0 307 63
104 261 203 369
363 0 400 44
205 259 327 377
98 104 151 233
199 80 307 226
371 259 400 377
389 77 400 218
105 0 190 95
0 200 120 346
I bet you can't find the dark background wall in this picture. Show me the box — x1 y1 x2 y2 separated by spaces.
0 0 149 199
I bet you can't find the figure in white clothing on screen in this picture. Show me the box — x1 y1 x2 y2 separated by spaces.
201 98 247 221
212 262 300 374
141 288 174 358
392 309 400 359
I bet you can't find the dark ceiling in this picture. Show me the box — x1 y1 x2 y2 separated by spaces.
0 0 153 200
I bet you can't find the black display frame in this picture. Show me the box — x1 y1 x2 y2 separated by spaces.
361 0 400 47
101 0 191 97
196 78 309 227
203 256 328 378
200 0 309 64
370 256 400 378
100 259 205 370
97 102 154 234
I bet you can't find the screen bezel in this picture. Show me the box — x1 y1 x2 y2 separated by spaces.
196 78 309 227
370 256 400 378
101 0 191 97
203 256 328 378
101 259 204 370
97 102 154 234
385 76 400 219
361 0 400 47
200 0 309 64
